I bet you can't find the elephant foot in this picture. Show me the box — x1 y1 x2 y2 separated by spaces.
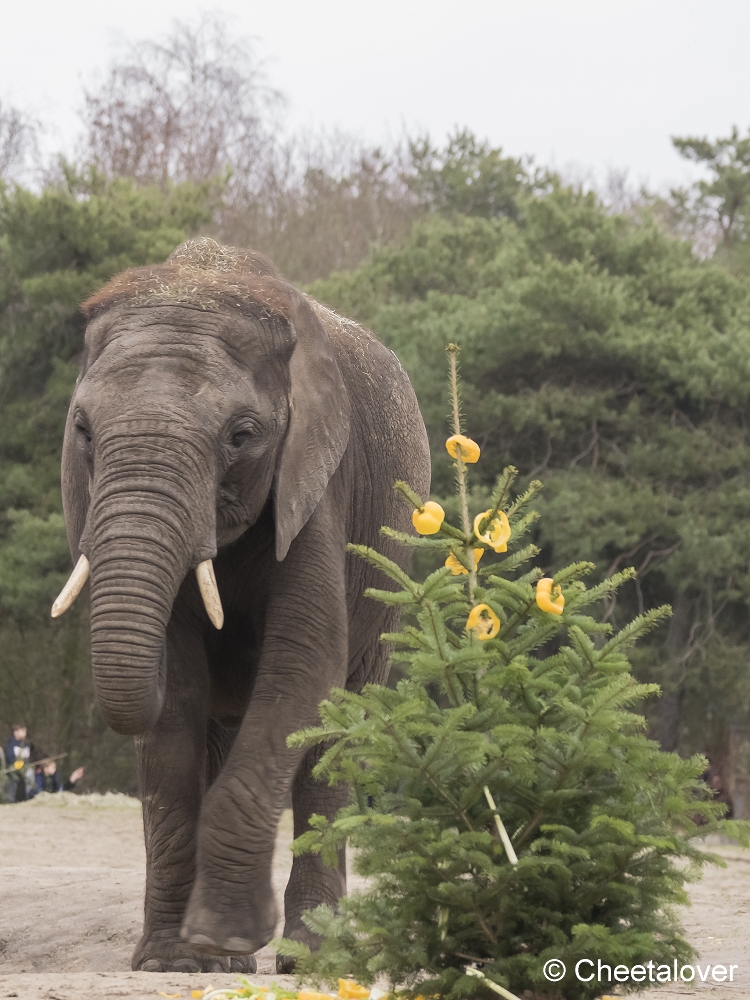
275 920 321 975
276 952 297 974
181 898 276 958
133 935 257 974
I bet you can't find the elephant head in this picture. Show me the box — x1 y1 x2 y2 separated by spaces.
54 239 350 735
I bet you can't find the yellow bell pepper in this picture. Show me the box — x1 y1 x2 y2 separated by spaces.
473 509 511 552
445 434 480 463
466 603 501 640
299 991 328 1000
338 980 370 999
412 500 445 535
536 577 565 615
445 548 484 575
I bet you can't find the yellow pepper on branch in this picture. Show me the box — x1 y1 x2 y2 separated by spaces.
411 500 445 535
536 578 565 615
445 433 480 463
466 603 501 640
445 547 484 575
473 509 511 552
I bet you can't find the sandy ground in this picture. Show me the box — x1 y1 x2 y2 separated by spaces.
0 795 748 1000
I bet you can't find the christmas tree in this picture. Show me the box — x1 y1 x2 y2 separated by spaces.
280 346 745 1000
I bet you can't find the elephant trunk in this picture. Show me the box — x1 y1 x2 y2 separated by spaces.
86 429 216 735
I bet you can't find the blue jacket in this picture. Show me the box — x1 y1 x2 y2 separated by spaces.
34 771 74 794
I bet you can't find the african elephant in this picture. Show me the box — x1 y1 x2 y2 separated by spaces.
53 239 431 973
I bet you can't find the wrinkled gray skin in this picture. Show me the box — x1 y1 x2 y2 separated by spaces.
60 241 431 974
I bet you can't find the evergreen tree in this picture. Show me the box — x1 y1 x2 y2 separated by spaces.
310 189 750 802
407 129 531 222
279 348 745 1000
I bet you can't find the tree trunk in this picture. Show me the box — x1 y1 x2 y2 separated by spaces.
656 589 696 753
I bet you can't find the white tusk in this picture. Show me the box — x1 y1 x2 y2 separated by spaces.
51 554 90 618
196 560 224 629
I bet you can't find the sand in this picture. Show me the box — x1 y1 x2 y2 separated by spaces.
0 793 747 999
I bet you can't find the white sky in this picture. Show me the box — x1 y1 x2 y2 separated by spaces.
1 0 748 191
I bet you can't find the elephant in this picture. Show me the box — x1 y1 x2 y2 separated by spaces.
52 238 431 974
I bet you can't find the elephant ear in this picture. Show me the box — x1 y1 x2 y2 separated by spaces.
274 293 350 560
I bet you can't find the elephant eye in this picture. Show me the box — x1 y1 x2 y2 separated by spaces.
231 429 254 449
75 421 92 445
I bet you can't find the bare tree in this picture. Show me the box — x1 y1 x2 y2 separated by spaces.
217 130 422 281
81 14 282 186
79 16 429 281
0 100 38 182
598 168 640 215
653 187 724 260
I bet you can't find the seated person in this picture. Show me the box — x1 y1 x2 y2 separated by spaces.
35 759 84 794
5 724 44 802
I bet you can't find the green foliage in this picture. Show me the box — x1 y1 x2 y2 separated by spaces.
281 430 745 999
407 129 531 222
310 182 750 777
0 168 216 788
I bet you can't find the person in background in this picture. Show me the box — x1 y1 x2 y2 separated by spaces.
705 760 734 819
35 759 84 794
4 724 44 802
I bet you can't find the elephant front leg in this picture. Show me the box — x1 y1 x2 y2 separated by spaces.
132 627 256 974
181 530 349 958
132 710 205 971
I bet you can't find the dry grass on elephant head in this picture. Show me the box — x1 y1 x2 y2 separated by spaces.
81 237 294 322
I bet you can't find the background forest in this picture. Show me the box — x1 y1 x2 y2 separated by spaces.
3 16 750 802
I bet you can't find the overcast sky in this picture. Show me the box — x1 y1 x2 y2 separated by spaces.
1 0 748 190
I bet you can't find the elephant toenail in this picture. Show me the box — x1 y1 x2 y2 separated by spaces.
231 956 257 973
188 933 219 953
172 958 201 972
140 959 164 972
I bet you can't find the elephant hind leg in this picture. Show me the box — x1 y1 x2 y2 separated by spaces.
205 717 240 787
277 624 395 972
346 608 398 693
276 741 348 974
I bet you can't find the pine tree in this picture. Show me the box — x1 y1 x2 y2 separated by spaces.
279 347 746 1000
